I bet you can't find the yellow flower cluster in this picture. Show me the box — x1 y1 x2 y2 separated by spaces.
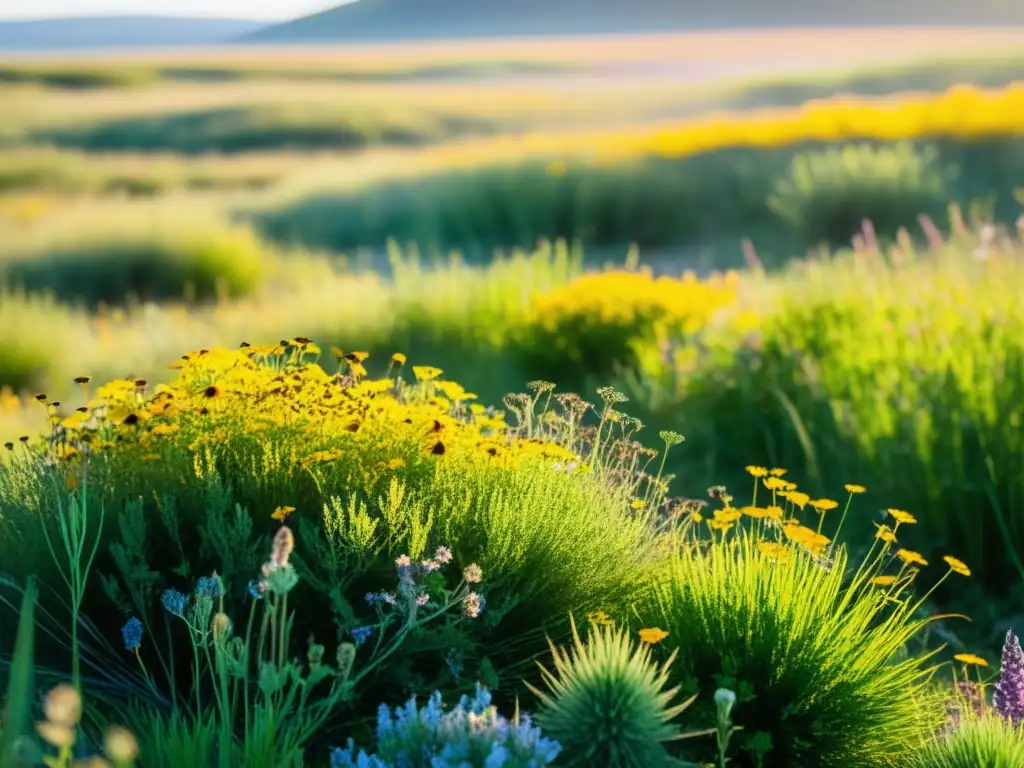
530 269 739 335
499 83 1024 165
47 342 579 478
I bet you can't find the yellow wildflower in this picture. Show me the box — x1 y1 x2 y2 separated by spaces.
810 498 839 512
272 506 296 522
392 353 407 365
412 366 443 382
896 549 928 567
943 556 971 577
953 654 988 667
762 476 787 491
870 576 897 586
787 491 810 509
638 628 669 644
844 484 866 494
888 509 918 525
745 465 768 477
874 524 898 544
758 542 792 562
769 468 788 477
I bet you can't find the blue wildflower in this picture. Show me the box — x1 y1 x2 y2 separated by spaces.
121 617 144 651
351 626 374 646
248 580 264 600
161 589 186 616
365 592 378 606
196 576 224 598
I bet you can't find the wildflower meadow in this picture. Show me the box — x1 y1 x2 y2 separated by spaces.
3 26 1024 768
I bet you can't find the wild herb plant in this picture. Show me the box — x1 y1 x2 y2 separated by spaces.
643 471 964 767
0 346 662 712
329 684 561 768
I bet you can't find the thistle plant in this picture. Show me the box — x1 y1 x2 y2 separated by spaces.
329 683 560 768
527 617 712 768
994 629 1024 725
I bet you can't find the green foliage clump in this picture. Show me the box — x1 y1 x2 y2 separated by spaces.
645 529 946 767
32 105 497 155
632 238 1024 593
0 212 270 306
766 141 957 244
915 715 1024 768
0 346 660 722
529 618 707 768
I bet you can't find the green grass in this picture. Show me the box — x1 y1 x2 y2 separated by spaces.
624 225 1024 599
244 138 1024 263
27 104 501 155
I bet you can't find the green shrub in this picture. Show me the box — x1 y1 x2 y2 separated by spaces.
766 141 957 244
0 347 661 723
0 209 270 305
628 238 1024 594
643 525 946 767
245 140 1024 261
915 715 1024 767
529 618 710 768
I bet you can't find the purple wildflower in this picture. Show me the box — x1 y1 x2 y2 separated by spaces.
995 629 1024 725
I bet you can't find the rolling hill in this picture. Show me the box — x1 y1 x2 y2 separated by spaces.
244 0 1024 42
0 16 265 51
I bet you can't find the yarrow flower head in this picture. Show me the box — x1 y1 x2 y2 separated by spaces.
161 589 186 616
434 545 453 565
463 592 485 619
994 628 1024 725
463 563 483 584
121 617 143 651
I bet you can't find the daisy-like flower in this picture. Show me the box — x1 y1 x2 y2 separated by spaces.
943 555 971 577
888 509 918 525
896 548 928 567
745 465 768 478
844 484 866 494
638 627 669 644
954 653 989 667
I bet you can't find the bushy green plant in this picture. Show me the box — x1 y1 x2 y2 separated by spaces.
330 683 561 768
915 714 1024 768
644 521 948 767
630 236 1024 593
0 346 661 725
766 141 956 244
528 617 711 768
0 211 270 306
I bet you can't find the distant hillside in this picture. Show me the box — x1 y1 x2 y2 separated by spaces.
245 0 1024 41
0 16 266 51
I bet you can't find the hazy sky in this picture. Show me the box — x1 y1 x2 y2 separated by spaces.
0 0 346 21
